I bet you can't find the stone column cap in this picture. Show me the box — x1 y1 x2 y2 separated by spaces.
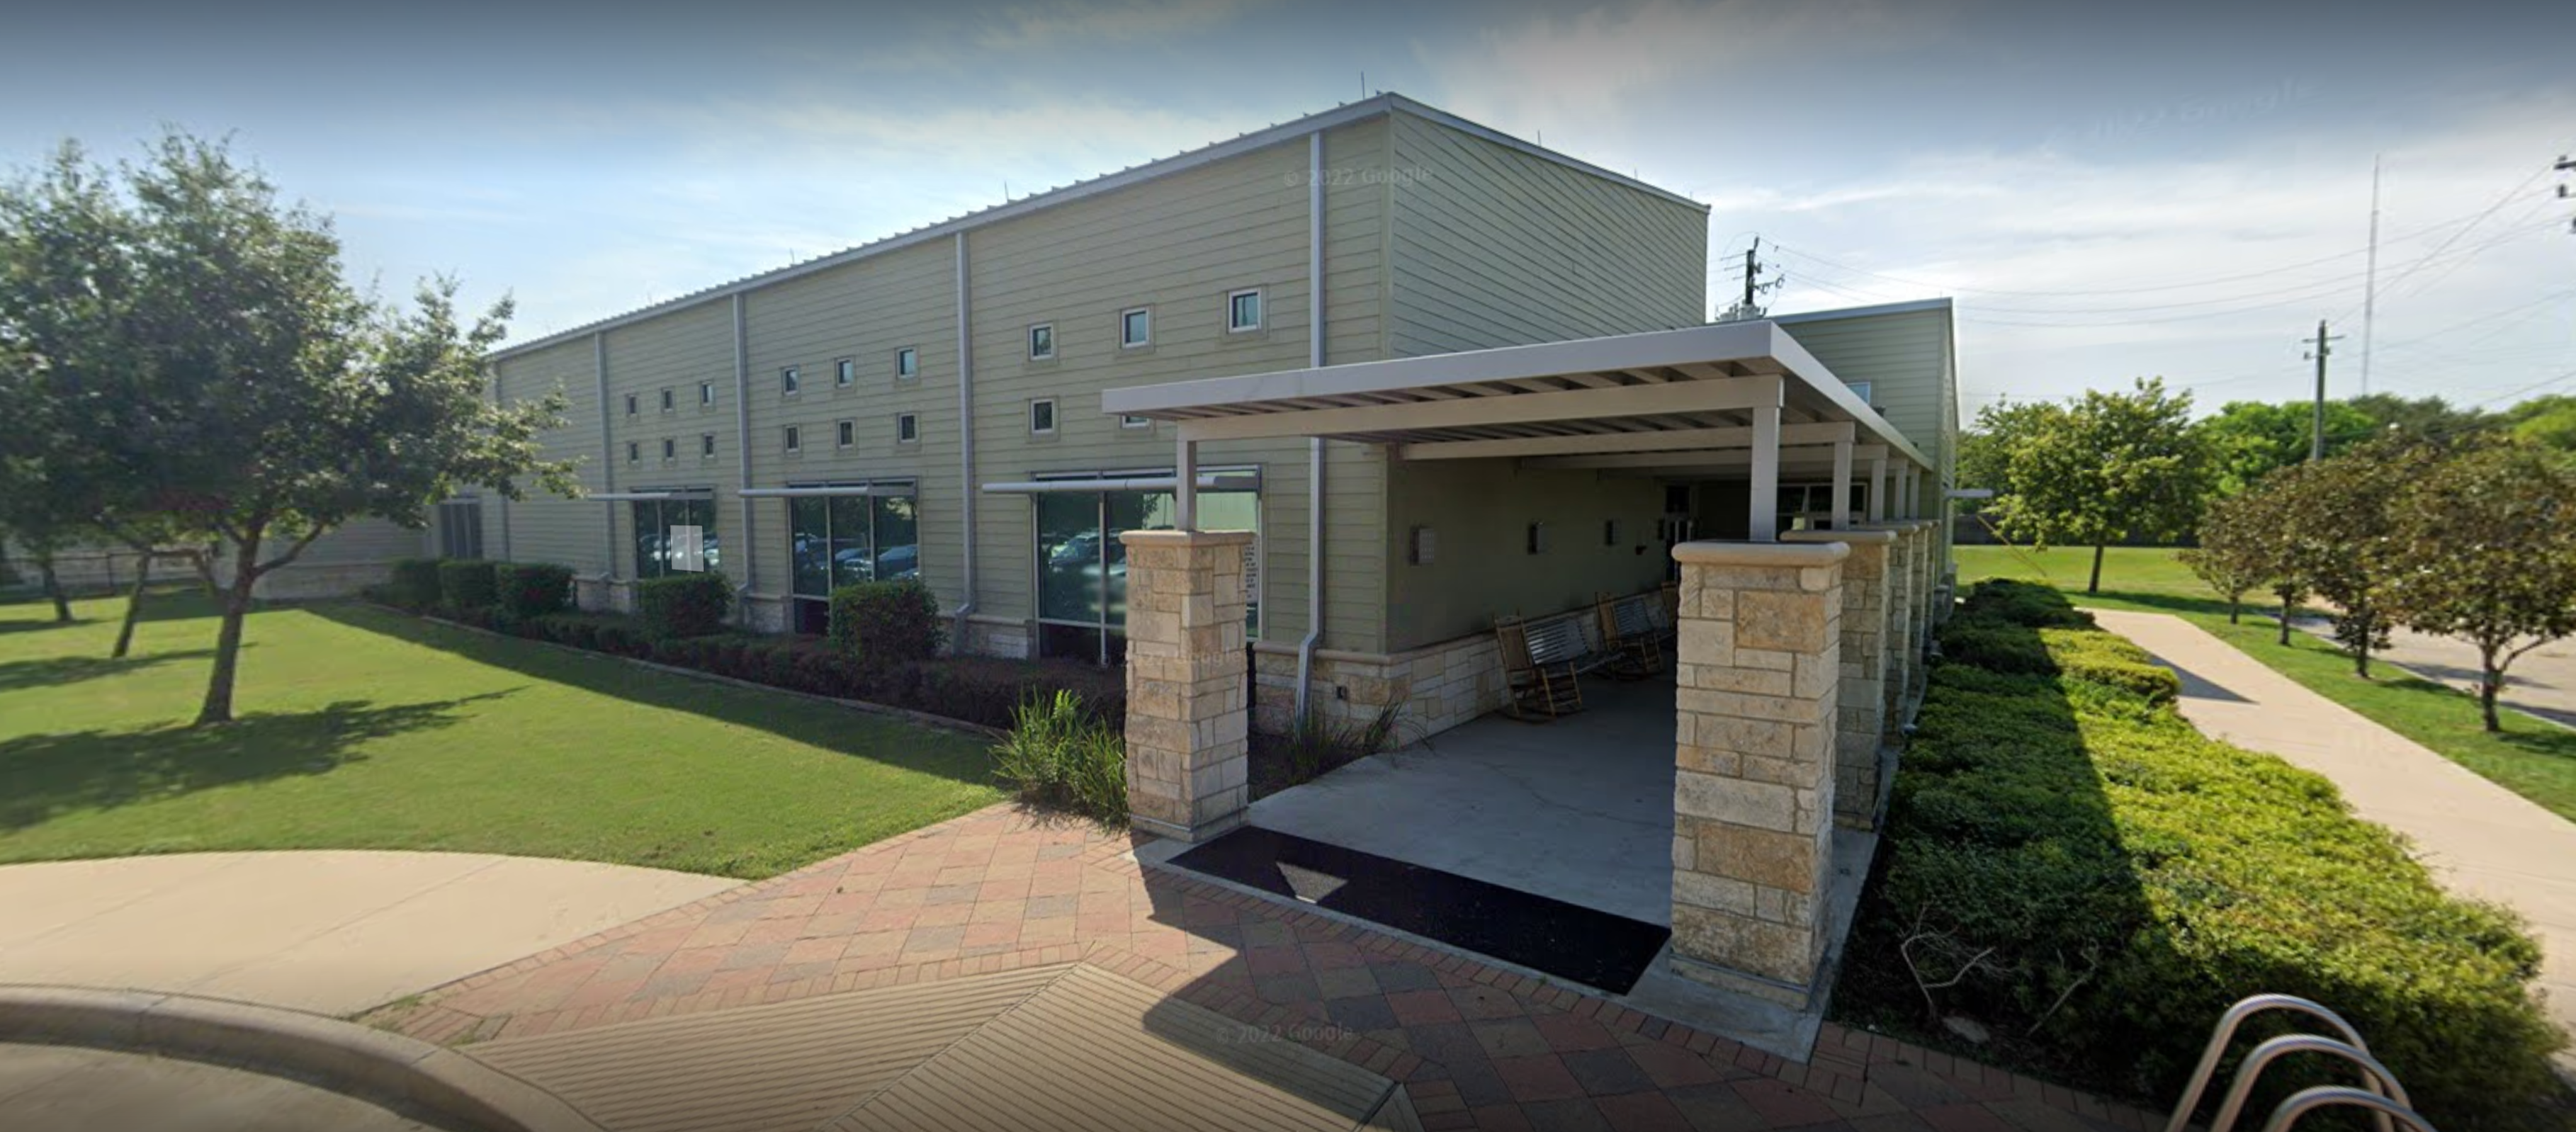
1780 528 1897 546
1671 540 1849 567
1120 528 1256 548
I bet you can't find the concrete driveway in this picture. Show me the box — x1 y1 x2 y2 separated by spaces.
0 852 739 1017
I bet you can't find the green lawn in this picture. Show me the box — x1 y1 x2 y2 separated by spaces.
1953 544 2576 824
0 593 1005 878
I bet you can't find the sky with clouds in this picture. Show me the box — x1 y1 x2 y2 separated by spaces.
6 0 2571 415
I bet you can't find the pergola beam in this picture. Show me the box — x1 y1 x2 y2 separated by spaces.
1401 420 1852 462
1524 442 1885 471
1174 375 1783 444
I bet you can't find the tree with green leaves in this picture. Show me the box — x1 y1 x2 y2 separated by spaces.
1984 377 2213 594
0 132 575 725
2261 438 2445 678
2344 392 2492 441
2193 398 2379 497
2383 441 2576 731
2179 490 2275 623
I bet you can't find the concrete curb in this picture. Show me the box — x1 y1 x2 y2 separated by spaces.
0 984 604 1132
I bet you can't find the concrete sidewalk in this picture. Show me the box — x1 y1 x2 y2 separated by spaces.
2092 610 2576 1041
0 852 739 1017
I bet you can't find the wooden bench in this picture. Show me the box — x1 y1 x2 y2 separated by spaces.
1494 610 1606 721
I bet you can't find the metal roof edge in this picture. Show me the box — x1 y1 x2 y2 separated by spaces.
491 94 1709 363
1767 297 1955 324
490 96 1408 361
1379 94 1710 213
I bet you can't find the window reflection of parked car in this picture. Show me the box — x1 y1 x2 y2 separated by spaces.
1048 532 1102 568
876 544 919 579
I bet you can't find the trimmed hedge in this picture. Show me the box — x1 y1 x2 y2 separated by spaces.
494 562 575 622
1839 579 2563 1128
636 572 731 640
436 559 499 611
389 558 444 609
827 579 944 670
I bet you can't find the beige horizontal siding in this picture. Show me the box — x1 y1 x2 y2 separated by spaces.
492 336 611 572
1385 114 1705 358
1776 305 1956 511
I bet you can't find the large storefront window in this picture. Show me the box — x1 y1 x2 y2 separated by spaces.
632 493 719 579
787 487 920 634
1035 488 1256 664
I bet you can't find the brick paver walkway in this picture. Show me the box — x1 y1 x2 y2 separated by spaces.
371 805 2161 1132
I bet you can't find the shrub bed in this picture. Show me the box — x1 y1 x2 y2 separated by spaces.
388 558 444 610
1836 579 2563 1129
636 572 730 640
436 559 499 611
494 562 575 623
827 579 944 672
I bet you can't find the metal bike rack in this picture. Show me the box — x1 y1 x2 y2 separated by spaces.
2164 994 2436 1132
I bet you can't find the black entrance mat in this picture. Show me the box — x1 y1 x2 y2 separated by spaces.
1166 826 1671 995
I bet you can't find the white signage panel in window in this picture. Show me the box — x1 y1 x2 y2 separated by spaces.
669 525 706 572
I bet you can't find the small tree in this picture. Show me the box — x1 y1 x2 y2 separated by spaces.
0 134 572 725
2384 442 2576 731
1987 377 2212 594
2265 438 2441 678
2179 492 2271 623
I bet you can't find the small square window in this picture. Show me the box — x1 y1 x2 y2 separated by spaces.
781 367 801 395
783 424 801 453
1119 414 1151 430
834 357 854 386
624 394 638 417
626 441 640 463
1120 307 1151 348
1029 399 1058 435
700 433 716 458
896 347 918 380
897 413 920 443
658 387 674 412
836 419 854 448
661 438 676 461
698 381 715 406
1227 289 1262 332
1027 324 1054 361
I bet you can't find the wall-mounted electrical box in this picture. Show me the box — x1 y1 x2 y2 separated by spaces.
1409 525 1436 565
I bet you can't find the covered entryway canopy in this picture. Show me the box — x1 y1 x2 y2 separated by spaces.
1100 319 1935 534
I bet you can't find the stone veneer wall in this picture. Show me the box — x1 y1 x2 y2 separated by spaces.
1781 529 1896 830
1667 540 1846 1006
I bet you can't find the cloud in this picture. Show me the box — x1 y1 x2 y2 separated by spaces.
971 0 1270 50
1413 0 1955 143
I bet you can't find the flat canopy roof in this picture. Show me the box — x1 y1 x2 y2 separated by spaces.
1097 320 1929 470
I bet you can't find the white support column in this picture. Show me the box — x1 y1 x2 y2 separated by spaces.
1901 465 1919 520
1748 403 1781 542
1175 438 1198 531
1868 455 1887 522
1830 439 1853 531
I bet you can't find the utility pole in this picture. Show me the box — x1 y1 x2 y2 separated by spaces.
2303 319 2344 461
1718 237 1780 322
2558 154 2575 233
2361 156 2380 396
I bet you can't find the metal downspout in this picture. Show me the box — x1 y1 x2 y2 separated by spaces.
594 334 616 596
733 294 753 622
950 231 978 648
1294 130 1326 723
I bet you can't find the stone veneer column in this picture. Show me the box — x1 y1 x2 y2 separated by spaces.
1782 529 1897 830
1668 540 1846 1004
1119 529 1255 842
1870 524 1916 728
